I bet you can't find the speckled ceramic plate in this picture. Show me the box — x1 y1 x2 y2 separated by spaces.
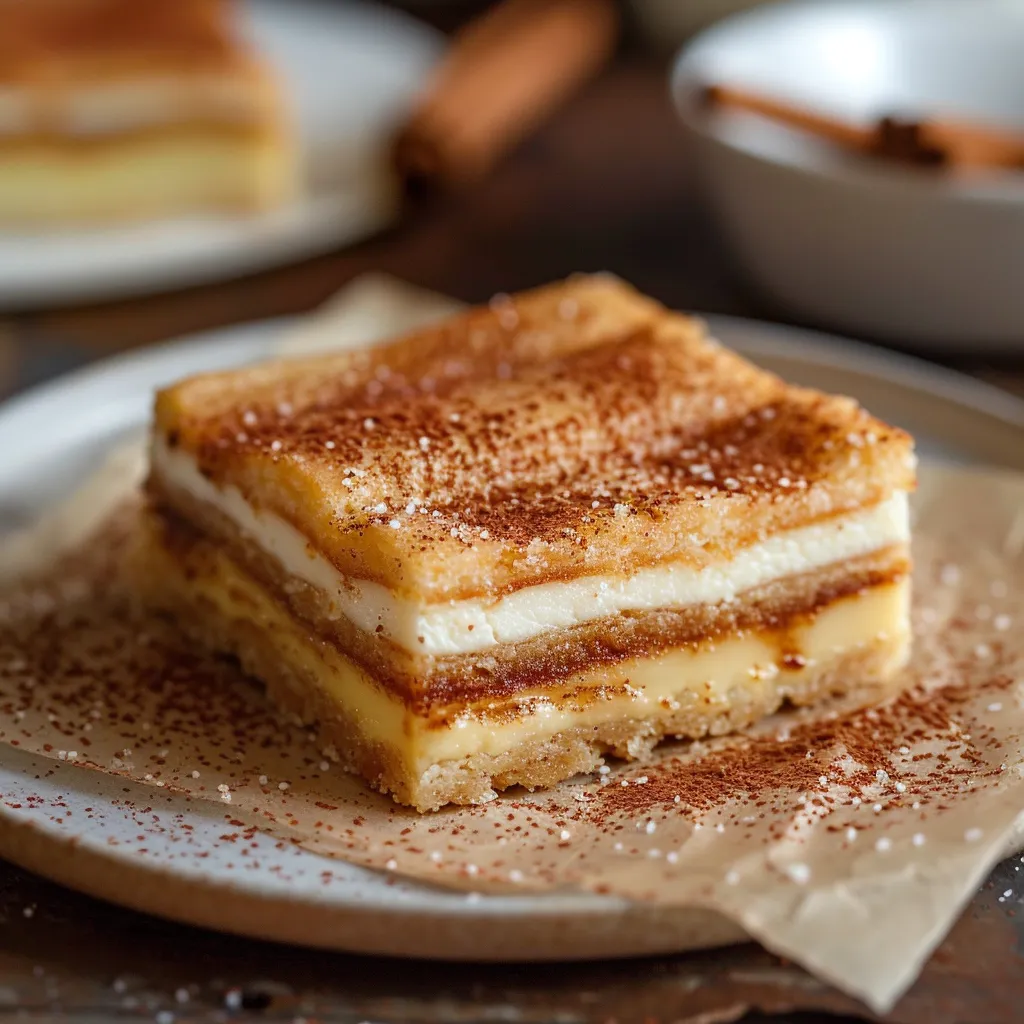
0 315 1022 958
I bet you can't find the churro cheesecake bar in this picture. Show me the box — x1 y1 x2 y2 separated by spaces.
0 0 296 224
134 276 915 811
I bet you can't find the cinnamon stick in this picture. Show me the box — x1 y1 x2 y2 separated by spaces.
393 0 620 198
703 85 873 152
703 83 1024 172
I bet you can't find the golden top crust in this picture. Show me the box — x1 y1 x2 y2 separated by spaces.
152 275 916 601
0 0 253 83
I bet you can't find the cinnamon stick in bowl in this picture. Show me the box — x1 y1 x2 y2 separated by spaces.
703 83 1024 172
392 0 620 198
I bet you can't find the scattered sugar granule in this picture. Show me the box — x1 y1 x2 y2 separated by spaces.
875 837 892 852
786 863 811 885
278 781 290 791
965 828 984 843
912 833 927 847
940 564 961 586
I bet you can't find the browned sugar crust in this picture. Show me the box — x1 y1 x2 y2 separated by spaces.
134 585 910 811
0 0 287 155
135 502 909 722
152 275 915 602
0 1 245 80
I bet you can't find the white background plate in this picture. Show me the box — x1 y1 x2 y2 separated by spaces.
0 316 1023 959
0 0 441 309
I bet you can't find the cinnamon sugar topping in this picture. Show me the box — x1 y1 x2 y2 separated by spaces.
152 276 914 599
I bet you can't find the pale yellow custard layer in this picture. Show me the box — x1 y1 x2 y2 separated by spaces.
0 129 295 223
138 528 911 776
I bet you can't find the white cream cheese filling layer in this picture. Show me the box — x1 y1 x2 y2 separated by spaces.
153 440 910 658
0 80 265 138
63 80 266 136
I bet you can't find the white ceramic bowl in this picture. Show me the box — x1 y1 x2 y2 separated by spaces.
671 0 1024 351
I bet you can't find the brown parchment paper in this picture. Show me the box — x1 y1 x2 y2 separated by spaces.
1 281 1024 1015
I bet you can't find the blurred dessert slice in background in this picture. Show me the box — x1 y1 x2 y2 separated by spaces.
0 0 298 225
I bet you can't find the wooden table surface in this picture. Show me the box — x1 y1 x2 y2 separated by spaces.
0 60 1022 1024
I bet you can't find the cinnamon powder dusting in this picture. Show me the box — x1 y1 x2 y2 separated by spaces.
0 460 1023 1024
0 478 1021 901
585 673 1011 824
